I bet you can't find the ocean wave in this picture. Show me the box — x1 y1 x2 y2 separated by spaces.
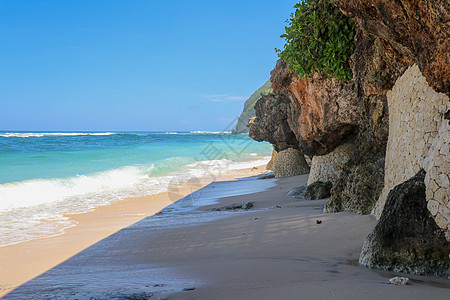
0 155 270 247
0 132 117 138
0 166 152 211
188 131 232 134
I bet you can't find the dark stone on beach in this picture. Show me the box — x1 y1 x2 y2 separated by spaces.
223 201 255 210
120 292 155 299
242 201 254 210
257 172 275 179
211 208 222 211
182 287 196 291
304 181 332 200
316 220 322 224
359 170 450 276
287 186 306 198
225 204 242 210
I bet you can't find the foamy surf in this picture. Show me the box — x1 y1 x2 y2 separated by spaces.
0 156 271 247
0 132 116 138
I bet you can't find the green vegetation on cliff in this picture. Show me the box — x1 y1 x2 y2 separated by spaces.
277 0 355 81
232 80 271 134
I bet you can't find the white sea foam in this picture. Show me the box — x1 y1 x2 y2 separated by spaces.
0 132 116 138
188 131 232 134
0 155 271 247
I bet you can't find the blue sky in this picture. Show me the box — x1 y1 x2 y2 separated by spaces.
0 0 297 131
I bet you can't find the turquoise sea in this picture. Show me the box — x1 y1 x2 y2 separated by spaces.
0 131 272 246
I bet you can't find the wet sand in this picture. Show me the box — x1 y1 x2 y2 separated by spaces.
3 171 449 299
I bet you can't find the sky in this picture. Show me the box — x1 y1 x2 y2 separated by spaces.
0 0 297 131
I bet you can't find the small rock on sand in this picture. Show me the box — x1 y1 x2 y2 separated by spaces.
287 186 306 197
389 276 409 285
257 172 275 179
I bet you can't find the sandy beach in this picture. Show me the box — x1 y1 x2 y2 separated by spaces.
2 169 449 299
0 165 267 298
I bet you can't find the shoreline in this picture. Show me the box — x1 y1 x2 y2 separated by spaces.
0 164 268 297
3 170 449 299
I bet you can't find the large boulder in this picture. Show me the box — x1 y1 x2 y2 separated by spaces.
359 170 450 276
326 154 385 214
304 181 332 200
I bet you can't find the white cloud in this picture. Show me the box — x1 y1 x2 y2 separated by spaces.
203 94 247 103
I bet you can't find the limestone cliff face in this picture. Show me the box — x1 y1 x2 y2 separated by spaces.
332 0 450 96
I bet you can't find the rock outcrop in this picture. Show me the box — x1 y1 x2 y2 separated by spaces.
265 149 278 170
232 80 272 134
332 0 450 96
273 148 310 178
270 60 360 156
360 170 450 276
304 181 332 200
326 155 385 215
249 0 449 276
248 94 299 152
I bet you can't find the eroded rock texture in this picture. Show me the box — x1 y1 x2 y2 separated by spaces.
265 149 278 170
304 181 332 200
326 21 411 215
270 61 360 156
250 0 449 218
328 0 450 215
332 0 450 96
326 155 385 215
360 170 450 276
248 94 298 152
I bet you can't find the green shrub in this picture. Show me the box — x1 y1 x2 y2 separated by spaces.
276 0 355 81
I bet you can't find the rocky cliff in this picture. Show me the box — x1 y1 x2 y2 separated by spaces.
249 0 449 276
232 80 271 134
